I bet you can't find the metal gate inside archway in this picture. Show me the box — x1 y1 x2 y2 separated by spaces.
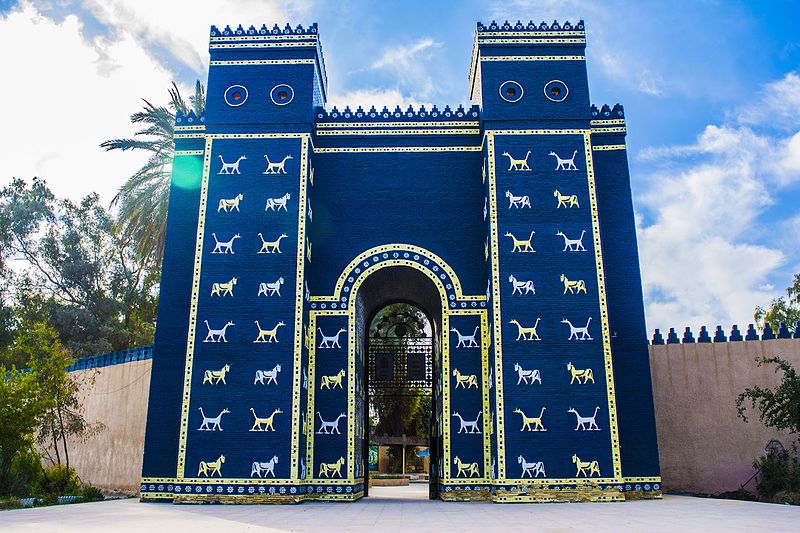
364 304 440 499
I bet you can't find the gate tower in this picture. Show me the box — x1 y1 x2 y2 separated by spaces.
140 19 661 503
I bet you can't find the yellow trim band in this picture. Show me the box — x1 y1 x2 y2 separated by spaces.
592 144 626 151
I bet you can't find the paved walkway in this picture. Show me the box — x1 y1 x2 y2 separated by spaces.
2 486 797 532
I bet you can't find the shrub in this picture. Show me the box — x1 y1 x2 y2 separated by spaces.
0 499 23 510
6 446 44 497
80 485 104 502
754 446 800 500
34 493 59 507
38 464 80 496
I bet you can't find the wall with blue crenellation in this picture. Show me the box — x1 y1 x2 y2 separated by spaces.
648 327 800 494
53 332 800 497
651 322 800 345
138 18 661 503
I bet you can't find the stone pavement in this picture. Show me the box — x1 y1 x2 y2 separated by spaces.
2 486 798 532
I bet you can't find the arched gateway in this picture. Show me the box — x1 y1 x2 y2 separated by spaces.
140 19 661 503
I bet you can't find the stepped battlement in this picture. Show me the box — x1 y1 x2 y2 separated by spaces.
174 109 204 126
315 104 480 122
651 322 800 345
207 22 327 98
209 23 318 37
175 105 626 126
477 19 585 33
591 104 625 120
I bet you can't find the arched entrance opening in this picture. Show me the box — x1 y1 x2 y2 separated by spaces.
354 266 443 500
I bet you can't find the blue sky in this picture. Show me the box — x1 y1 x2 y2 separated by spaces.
0 0 798 333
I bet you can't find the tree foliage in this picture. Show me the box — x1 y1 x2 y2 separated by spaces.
8 323 102 469
736 356 800 445
0 366 48 496
101 81 206 266
0 179 158 358
369 304 432 440
752 447 800 501
370 303 428 338
755 273 800 334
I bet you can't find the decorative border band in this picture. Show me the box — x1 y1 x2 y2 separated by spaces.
315 129 481 136
316 121 480 129
209 59 316 66
313 146 482 153
480 55 585 61
590 127 626 134
591 144 626 151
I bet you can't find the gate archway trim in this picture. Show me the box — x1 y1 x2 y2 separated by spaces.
309 243 487 310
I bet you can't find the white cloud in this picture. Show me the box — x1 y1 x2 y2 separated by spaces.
326 88 432 113
371 38 440 71
365 37 442 102
735 71 800 130
0 1 314 207
636 72 800 332
81 0 312 75
488 0 668 98
0 1 175 205
596 51 665 97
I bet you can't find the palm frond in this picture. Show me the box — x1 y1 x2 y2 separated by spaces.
100 139 160 152
191 81 206 115
102 80 205 265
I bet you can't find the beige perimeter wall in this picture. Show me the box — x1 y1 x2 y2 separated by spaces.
650 337 800 494
66 338 800 495
65 359 151 494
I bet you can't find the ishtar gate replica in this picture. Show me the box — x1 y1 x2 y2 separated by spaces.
140 19 661 503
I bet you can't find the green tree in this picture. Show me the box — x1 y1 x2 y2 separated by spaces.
369 304 432 439
736 356 800 446
0 179 158 356
9 323 100 469
370 303 428 338
0 367 47 496
755 273 800 334
101 81 206 266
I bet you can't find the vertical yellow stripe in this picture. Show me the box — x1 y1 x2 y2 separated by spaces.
583 132 623 479
486 133 507 480
290 135 310 479
176 138 212 478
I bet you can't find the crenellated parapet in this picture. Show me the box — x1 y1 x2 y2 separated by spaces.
651 322 800 345
210 23 318 37
590 104 626 149
207 21 327 107
66 346 153 373
174 109 205 126
315 104 480 122
470 19 589 117
591 104 625 120
476 20 585 33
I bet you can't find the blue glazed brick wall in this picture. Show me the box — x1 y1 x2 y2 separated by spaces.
141 19 661 502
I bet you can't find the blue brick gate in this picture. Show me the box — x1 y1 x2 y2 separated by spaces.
140 19 661 503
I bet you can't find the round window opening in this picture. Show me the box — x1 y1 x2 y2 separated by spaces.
544 80 569 102
499 80 524 103
224 85 248 107
270 84 295 106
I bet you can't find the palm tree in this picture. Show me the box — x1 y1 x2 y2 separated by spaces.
101 81 205 267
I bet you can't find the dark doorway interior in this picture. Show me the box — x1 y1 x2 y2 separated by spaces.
355 267 442 500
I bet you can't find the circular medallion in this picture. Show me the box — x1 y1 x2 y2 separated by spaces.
270 84 295 106
499 80 524 103
544 80 569 102
224 85 248 107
